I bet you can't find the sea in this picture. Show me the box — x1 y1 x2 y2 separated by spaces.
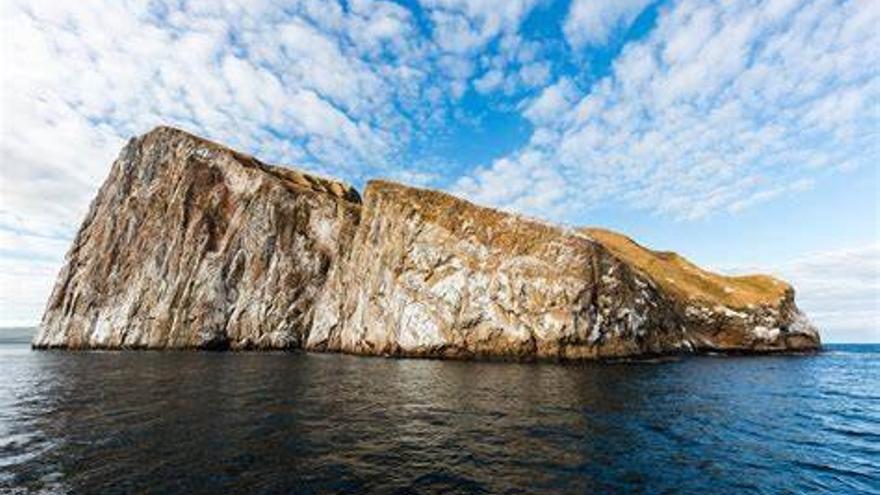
0 328 877 494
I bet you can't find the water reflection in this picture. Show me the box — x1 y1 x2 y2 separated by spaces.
1 345 878 494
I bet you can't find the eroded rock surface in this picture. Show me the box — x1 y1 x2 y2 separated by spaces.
34 127 820 357
34 127 360 349
582 228 820 353
307 182 819 358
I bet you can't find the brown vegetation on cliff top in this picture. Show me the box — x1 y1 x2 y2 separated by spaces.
367 180 789 311
366 180 577 256
581 228 789 309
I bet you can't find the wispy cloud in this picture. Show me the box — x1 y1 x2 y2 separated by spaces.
456 0 880 221
564 0 654 48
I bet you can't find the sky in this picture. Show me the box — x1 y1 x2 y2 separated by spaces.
0 0 877 342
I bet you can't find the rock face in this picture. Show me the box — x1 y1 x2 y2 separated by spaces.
34 127 820 357
34 127 360 349
307 181 677 359
581 229 820 354
306 182 819 358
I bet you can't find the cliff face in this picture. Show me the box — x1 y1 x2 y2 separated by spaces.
34 127 360 349
308 181 681 358
306 182 819 358
34 127 820 357
581 229 820 353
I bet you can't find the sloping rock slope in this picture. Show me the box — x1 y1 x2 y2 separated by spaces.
581 229 820 354
34 127 820 357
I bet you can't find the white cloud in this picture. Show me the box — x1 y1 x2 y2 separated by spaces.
474 69 505 94
420 0 542 54
0 0 450 326
0 259 59 327
457 0 880 222
518 61 552 88
0 229 69 327
419 0 546 99
564 0 653 48
522 77 580 125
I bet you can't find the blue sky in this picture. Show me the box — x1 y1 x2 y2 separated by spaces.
0 0 877 342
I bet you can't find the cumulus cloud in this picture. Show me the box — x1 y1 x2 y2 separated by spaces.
474 69 506 94
418 0 555 99
456 0 880 222
564 0 654 48
0 0 432 240
521 77 580 125
421 0 542 54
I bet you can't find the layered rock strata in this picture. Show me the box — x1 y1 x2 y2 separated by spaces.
34 127 820 357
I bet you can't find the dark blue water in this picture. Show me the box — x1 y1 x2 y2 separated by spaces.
1 329 877 494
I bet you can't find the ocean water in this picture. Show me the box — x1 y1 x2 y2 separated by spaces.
0 330 877 494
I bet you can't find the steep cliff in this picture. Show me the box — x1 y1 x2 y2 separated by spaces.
307 181 679 358
306 181 819 358
581 229 820 353
34 127 820 357
34 127 360 349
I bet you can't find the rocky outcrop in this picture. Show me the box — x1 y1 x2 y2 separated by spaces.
581 229 820 353
305 182 819 358
34 127 820 357
34 127 360 349
307 181 675 358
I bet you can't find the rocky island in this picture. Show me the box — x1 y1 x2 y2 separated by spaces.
33 127 820 358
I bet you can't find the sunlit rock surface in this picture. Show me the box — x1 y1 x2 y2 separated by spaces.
307 182 819 358
34 127 819 357
34 127 360 349
581 228 820 354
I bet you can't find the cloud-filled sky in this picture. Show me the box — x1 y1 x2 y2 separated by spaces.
0 0 877 342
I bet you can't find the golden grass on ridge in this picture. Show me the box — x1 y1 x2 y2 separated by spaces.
581 228 789 308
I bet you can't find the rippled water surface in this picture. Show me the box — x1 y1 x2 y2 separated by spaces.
1 330 878 494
